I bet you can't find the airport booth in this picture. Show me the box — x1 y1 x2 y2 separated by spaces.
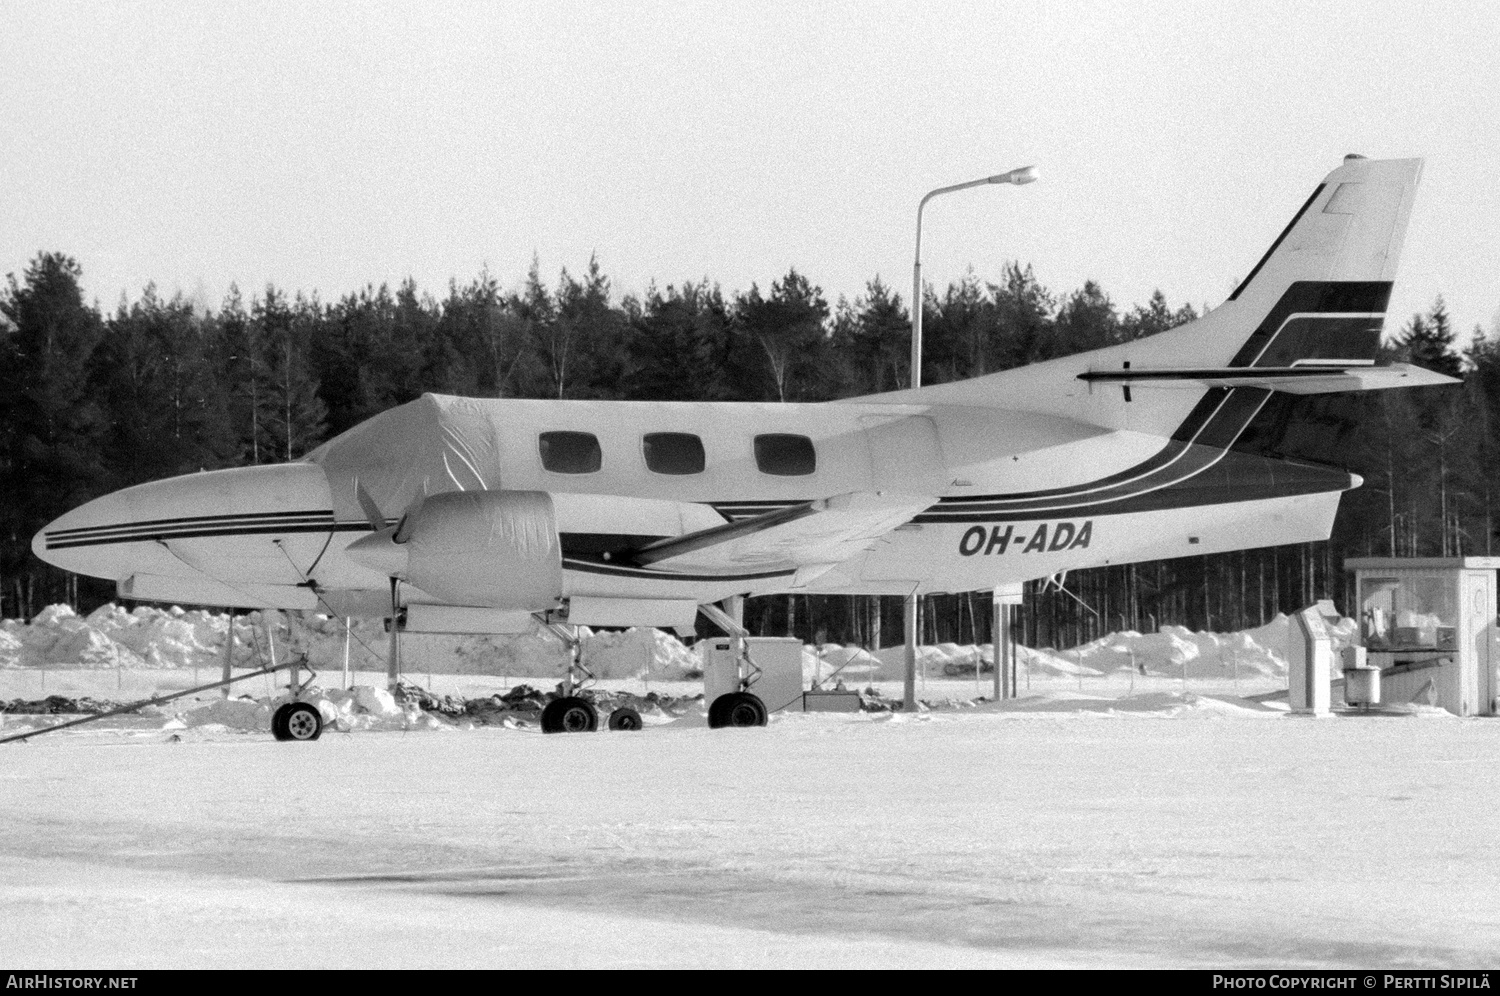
1345 557 1500 716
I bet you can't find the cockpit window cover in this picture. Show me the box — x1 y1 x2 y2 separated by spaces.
753 434 816 476
643 432 706 475
539 431 602 474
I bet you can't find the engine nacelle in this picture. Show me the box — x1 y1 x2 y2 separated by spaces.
348 490 562 609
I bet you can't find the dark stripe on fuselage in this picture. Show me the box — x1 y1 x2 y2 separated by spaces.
914 451 1353 523
46 509 336 541
931 390 1274 520
46 522 340 550
937 281 1389 510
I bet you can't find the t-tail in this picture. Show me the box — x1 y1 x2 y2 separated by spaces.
1091 154 1441 391
881 155 1456 431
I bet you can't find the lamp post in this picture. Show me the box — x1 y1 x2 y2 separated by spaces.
903 165 1037 713
910 165 1037 390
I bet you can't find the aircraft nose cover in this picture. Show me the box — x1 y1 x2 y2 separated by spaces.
404 490 562 609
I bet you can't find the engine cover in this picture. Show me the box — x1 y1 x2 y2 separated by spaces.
402 490 562 609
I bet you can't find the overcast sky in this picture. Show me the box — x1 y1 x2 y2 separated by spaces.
3 0 1496 338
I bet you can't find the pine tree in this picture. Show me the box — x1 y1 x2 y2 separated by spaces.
1052 281 1120 354
0 253 108 616
1397 297 1462 378
1119 289 1197 341
732 269 830 402
829 278 910 394
922 270 992 384
989 262 1055 368
551 255 628 400
624 280 734 401
94 284 236 487
438 268 530 399
219 284 272 463
253 287 327 462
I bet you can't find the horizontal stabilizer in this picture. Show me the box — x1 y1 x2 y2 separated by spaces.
1077 363 1457 395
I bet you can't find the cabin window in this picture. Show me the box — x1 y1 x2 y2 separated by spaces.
643 432 705 475
753 433 816 476
538 431 602 474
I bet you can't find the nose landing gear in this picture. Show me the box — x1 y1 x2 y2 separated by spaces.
271 701 324 741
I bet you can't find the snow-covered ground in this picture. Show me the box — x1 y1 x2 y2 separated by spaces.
3 604 1495 968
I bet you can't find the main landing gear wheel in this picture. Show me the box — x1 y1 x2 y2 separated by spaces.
541 696 599 734
708 691 768 729
272 702 323 742
608 707 643 731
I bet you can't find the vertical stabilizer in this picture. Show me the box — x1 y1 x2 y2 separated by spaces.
1227 155 1422 309
851 156 1429 436
1110 155 1424 375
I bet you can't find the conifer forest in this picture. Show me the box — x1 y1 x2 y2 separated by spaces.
3 250 1493 650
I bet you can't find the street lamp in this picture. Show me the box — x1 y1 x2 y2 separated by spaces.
903 164 1037 714
910 165 1037 390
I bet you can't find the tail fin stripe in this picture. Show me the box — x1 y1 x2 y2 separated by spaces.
941 278 1389 508
1228 280 1392 367
1250 316 1384 368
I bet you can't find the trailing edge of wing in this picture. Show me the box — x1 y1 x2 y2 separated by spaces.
635 491 934 575
1077 363 1458 394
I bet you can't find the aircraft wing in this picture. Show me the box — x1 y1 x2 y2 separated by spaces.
1077 363 1457 394
634 491 935 581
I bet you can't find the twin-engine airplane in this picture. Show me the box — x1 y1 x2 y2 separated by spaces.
34 156 1453 732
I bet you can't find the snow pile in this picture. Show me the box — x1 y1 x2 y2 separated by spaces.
4 601 1359 686
172 685 435 733
82 604 219 666
174 697 273 732
581 627 700 679
806 644 883 682
2 605 141 669
1056 626 1285 678
1050 612 1356 679
1 603 708 681
867 641 1100 679
849 609 1358 681
0 604 261 671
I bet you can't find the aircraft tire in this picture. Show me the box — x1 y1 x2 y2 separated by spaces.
708 691 767 729
274 702 322 742
607 706 643 731
541 696 598 734
271 703 291 740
